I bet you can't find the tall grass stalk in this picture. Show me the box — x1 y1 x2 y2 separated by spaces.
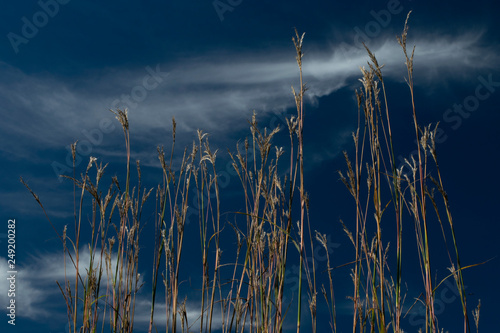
291 28 309 333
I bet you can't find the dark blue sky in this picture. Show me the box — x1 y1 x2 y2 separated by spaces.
1 1 499 332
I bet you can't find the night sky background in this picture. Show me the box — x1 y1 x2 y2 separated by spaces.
0 0 499 332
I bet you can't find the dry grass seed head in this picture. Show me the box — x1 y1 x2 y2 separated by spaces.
428 123 440 163
292 28 305 66
340 219 355 247
397 11 416 78
171 117 176 141
286 116 298 136
70 141 78 163
338 151 356 198
473 299 481 330
110 108 129 131
315 231 328 251
419 124 431 152
363 43 385 81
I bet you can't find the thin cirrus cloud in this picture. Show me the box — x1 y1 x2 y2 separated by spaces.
0 249 142 319
0 252 67 321
0 247 224 331
0 31 495 165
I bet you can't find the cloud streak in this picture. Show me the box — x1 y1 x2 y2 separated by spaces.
0 31 496 167
0 248 227 332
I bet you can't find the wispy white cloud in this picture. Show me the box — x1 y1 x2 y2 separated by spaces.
0 248 142 321
0 247 227 331
0 255 63 321
0 31 496 166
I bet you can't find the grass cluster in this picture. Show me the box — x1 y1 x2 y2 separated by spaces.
22 12 481 333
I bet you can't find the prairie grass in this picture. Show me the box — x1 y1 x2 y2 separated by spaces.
22 12 478 333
